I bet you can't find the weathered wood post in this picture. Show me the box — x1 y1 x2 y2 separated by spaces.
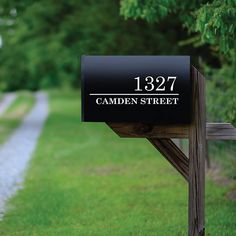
189 67 206 235
81 56 236 235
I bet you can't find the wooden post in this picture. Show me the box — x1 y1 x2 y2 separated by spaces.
107 67 236 235
148 138 189 181
189 67 206 236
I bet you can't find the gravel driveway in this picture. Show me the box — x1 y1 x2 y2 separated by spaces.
0 92 49 219
0 93 17 116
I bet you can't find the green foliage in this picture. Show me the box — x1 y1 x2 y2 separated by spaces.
0 0 184 91
120 0 174 22
209 140 236 179
120 0 236 124
120 0 236 54
194 0 236 54
206 65 236 124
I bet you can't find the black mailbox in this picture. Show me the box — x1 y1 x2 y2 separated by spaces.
81 55 191 123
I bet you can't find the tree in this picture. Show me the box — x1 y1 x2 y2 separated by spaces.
0 0 188 90
120 0 236 54
120 0 236 124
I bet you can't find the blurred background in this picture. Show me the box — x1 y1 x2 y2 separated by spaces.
0 0 235 175
0 1 235 235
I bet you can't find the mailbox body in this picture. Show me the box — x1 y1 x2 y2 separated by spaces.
81 55 191 123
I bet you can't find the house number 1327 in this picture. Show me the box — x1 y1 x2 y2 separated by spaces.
134 76 177 92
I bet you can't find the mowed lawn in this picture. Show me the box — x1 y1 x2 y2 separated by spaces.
0 90 235 236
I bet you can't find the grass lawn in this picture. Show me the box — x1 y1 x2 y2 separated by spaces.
0 90 235 236
0 92 35 144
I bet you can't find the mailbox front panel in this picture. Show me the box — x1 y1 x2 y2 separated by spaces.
81 56 191 123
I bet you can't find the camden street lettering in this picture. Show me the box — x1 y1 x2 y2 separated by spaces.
95 97 179 105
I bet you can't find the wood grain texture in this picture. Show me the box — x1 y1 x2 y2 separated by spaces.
148 138 189 181
206 123 236 140
107 122 189 138
107 122 236 140
189 67 206 236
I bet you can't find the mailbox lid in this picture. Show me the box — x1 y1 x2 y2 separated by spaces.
81 55 191 123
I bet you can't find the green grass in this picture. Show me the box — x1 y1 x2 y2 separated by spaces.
0 91 35 144
0 90 235 235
